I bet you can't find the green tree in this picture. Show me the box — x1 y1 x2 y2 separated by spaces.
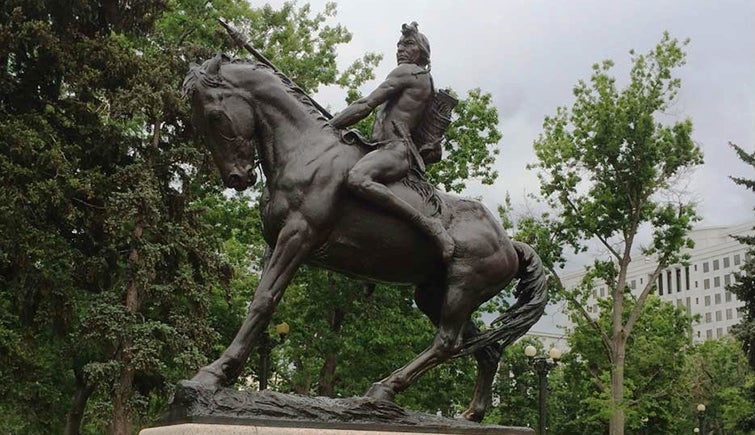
525 33 703 434
683 338 755 435
727 142 755 432
548 296 693 434
0 1 379 433
485 338 545 429
728 143 755 368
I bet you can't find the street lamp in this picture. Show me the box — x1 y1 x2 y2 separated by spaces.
525 345 561 435
259 321 290 390
696 403 706 435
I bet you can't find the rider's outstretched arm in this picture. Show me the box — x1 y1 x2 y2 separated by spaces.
330 65 414 129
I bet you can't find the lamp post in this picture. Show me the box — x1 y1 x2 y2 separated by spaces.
259 321 290 390
696 403 706 435
525 345 561 435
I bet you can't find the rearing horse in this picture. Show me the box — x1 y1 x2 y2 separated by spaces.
183 54 547 421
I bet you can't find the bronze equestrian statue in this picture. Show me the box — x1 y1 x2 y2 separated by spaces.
182 22 547 422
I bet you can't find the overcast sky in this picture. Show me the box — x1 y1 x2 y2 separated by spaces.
263 0 754 333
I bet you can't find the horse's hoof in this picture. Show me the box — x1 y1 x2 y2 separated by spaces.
190 366 225 387
365 382 396 402
461 408 484 422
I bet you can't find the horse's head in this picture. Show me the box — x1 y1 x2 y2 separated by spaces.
183 54 258 191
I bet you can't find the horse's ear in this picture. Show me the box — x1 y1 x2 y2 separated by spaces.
207 52 222 76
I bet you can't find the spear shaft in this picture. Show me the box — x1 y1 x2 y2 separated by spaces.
217 18 333 120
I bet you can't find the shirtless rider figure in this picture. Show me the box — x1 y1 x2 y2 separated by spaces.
329 22 454 262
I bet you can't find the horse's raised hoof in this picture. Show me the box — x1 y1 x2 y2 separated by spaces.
365 382 396 402
190 366 226 387
461 408 485 423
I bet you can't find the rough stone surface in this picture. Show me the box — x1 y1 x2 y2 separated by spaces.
154 381 533 435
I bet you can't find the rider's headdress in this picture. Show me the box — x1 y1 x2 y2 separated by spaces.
401 22 430 68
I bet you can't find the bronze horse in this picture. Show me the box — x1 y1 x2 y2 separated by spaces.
183 54 547 421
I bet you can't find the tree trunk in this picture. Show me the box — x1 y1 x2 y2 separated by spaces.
110 361 135 435
317 353 337 397
317 272 344 397
111 238 141 435
63 369 97 435
609 340 626 435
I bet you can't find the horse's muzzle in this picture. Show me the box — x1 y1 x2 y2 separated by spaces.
227 167 256 191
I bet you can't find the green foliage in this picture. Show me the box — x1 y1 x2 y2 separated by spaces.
427 88 502 193
486 338 545 428
728 143 755 369
683 339 755 434
550 296 693 434
531 32 702 269
522 32 703 434
0 0 380 433
727 142 755 431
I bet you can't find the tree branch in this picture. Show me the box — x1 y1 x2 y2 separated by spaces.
563 195 622 260
549 266 614 360
624 263 664 338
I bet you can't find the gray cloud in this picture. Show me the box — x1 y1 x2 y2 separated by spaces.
266 0 754 227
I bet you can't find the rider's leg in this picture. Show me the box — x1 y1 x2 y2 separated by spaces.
346 142 454 262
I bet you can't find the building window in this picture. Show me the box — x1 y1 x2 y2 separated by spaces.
706 329 713 339
600 287 605 297
716 310 722 321
685 266 690 290
705 312 712 323
715 293 722 304
734 254 741 265
676 269 682 292
667 270 673 293
713 259 720 271
705 295 711 306
697 330 701 338
703 262 709 273
631 279 636 289
724 274 731 286
695 297 699 305
695 281 699 288
716 328 723 338
640 277 644 284
714 276 721 287
725 291 732 302
726 308 733 320
686 297 691 313
723 257 730 268
658 276 664 295
704 279 710 290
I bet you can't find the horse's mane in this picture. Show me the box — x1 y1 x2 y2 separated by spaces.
182 53 330 125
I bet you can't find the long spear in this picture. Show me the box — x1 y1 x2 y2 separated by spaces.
217 18 334 120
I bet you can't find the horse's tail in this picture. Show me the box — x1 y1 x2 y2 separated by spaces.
455 241 548 357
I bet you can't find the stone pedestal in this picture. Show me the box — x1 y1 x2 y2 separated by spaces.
141 381 533 435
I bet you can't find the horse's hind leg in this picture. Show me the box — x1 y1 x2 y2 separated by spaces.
409 284 501 422
192 215 313 387
365 281 476 401
461 324 502 422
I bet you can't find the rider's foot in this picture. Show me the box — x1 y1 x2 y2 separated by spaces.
423 217 455 263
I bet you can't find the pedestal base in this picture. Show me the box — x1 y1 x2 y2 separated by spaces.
144 381 533 435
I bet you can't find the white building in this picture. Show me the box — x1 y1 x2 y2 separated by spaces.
559 221 752 342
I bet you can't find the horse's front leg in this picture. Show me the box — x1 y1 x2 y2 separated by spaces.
192 215 314 387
